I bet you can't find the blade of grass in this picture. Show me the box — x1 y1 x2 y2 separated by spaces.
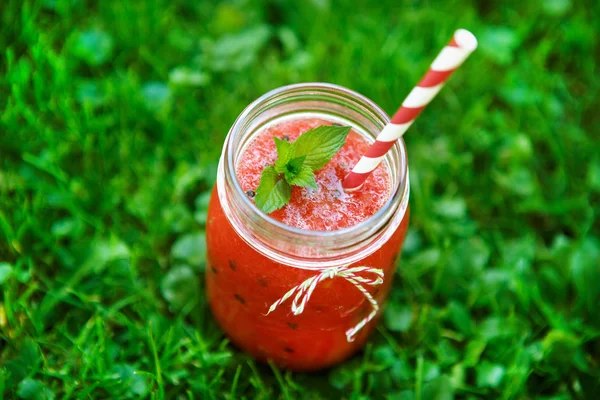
148 326 165 400
269 360 291 400
229 364 242 399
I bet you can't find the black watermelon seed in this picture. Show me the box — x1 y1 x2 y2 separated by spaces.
332 123 342 126
229 260 236 271
257 278 268 287
284 347 295 353
287 322 298 330
234 294 245 304
211 266 218 274
282 135 290 141
246 190 256 198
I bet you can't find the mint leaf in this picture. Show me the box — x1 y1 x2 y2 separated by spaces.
255 166 292 213
274 137 294 173
288 165 317 188
292 125 351 170
283 155 306 182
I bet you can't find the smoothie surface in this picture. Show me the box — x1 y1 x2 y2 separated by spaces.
236 118 391 231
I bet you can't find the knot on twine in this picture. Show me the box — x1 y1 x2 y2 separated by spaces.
265 266 384 342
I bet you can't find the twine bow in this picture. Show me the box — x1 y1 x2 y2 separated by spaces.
266 266 384 342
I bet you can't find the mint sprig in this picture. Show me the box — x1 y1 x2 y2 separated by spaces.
254 125 351 214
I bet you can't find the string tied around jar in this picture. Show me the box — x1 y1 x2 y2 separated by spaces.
266 266 384 342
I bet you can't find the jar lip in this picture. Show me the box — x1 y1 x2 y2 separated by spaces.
226 82 407 239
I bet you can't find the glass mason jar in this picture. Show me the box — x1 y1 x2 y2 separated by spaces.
206 83 410 371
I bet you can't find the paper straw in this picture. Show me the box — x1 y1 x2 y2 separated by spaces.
342 29 478 191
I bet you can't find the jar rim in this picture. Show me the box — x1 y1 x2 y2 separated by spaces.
219 82 409 268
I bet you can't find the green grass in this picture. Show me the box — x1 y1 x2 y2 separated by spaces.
1 0 599 398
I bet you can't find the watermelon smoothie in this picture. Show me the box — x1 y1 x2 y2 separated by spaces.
206 84 409 371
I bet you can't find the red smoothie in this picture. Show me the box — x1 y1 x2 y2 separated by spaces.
206 117 409 371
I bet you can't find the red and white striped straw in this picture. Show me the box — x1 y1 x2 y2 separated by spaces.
342 29 478 191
